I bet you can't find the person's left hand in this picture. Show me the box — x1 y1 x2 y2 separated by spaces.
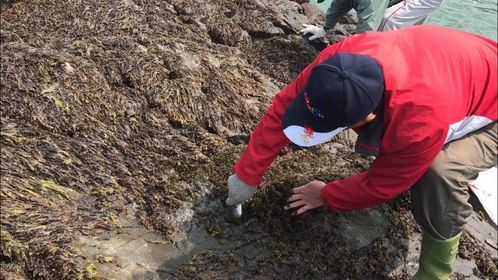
284 180 326 215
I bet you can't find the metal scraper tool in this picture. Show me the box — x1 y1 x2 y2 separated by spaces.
227 203 242 223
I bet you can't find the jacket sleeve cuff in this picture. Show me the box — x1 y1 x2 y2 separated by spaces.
320 181 345 211
320 182 334 209
234 165 260 187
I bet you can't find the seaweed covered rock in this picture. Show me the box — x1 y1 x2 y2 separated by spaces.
0 0 333 278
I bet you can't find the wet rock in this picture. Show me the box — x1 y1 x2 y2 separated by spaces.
264 21 286 36
454 258 478 277
281 2 310 33
465 196 498 257
301 3 326 25
335 208 390 250
387 233 422 277
77 204 222 280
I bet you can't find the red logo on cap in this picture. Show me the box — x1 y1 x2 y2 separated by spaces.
304 127 314 138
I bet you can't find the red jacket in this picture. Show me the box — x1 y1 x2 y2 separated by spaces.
234 25 497 211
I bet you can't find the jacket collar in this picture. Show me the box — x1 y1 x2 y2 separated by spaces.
354 101 384 157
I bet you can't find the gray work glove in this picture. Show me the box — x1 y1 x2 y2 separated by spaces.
226 174 257 206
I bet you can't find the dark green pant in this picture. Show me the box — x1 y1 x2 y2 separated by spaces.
411 122 497 240
325 0 403 32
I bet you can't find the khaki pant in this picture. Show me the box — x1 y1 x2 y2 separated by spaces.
411 122 498 240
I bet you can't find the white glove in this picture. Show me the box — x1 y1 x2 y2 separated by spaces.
299 24 327 40
226 174 256 206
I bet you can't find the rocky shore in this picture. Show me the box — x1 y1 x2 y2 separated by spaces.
1 0 496 279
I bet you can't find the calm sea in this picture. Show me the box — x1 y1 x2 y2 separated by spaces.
310 0 497 40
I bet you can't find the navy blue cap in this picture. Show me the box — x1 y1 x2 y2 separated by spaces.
282 53 384 147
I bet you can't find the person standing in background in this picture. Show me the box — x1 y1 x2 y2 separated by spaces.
300 0 444 40
379 0 445 31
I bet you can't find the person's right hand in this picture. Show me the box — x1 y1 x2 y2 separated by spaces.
299 24 327 40
284 180 325 215
226 174 257 206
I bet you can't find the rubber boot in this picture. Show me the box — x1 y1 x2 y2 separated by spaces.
413 232 461 280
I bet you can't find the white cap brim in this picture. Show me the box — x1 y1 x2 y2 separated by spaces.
283 125 346 147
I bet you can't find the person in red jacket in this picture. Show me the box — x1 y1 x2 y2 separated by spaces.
225 25 497 279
